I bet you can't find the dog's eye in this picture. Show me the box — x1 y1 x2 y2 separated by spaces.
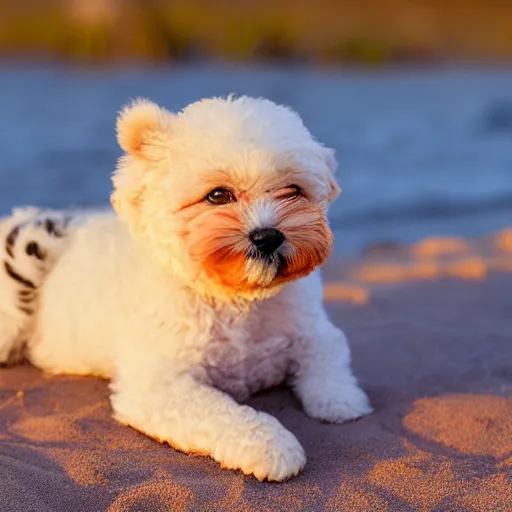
204 187 236 205
277 185 302 200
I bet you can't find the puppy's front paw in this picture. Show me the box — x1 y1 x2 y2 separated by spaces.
219 412 306 482
250 422 306 482
303 384 373 424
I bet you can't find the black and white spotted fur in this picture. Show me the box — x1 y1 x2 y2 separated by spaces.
0 208 71 365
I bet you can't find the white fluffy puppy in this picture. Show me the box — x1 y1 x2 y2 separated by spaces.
0 96 372 481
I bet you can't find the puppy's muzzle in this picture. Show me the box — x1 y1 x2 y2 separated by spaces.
249 228 284 256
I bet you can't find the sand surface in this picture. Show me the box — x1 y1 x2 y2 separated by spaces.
1 229 511 511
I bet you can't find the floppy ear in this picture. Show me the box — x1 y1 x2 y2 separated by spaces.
116 98 176 159
322 147 341 203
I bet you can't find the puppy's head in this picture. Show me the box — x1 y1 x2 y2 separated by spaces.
112 96 340 301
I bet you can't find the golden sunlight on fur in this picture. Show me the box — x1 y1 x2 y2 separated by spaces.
116 98 174 157
276 199 333 282
179 194 333 297
185 207 255 293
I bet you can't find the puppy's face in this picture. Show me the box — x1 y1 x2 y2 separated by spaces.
175 173 333 298
112 96 340 301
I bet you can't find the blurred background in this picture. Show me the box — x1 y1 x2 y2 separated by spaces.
1 0 511 255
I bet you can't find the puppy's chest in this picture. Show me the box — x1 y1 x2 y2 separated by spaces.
201 313 300 401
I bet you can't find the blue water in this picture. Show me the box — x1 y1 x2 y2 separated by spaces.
1 63 511 255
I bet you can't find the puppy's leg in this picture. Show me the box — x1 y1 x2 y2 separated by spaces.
292 319 373 423
111 363 306 481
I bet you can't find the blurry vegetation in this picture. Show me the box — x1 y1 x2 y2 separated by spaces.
1 0 512 65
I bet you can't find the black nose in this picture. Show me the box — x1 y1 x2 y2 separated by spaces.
249 228 285 255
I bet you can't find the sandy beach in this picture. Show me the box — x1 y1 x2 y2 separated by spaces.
0 227 511 511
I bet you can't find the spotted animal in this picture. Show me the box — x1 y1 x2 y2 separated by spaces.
0 208 72 364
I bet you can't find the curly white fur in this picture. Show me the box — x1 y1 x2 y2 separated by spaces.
0 96 372 481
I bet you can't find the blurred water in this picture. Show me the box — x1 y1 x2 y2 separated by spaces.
1 63 511 255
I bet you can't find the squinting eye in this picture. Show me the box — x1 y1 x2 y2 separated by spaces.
277 185 302 200
204 187 237 205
